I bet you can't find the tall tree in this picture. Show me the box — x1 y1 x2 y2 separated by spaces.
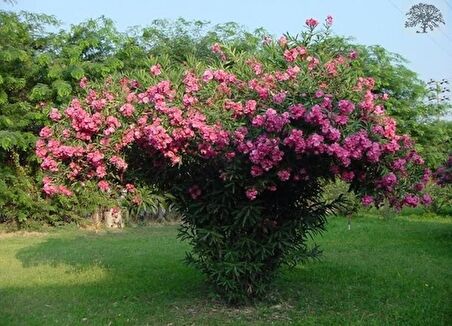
405 3 445 33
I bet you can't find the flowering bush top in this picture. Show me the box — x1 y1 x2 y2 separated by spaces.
37 17 431 210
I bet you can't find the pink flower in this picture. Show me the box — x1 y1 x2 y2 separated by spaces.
283 129 305 153
110 155 128 171
211 43 226 61
42 176 58 196
150 64 162 76
188 185 202 199
262 35 272 45
267 185 277 192
251 165 264 177
273 92 287 104
403 194 419 207
286 66 301 79
277 169 291 181
288 104 306 119
414 183 424 191
211 43 222 53
306 133 325 153
125 183 136 193
245 187 258 200
87 151 104 165
258 108 290 133
305 18 319 28
284 48 298 62
335 115 349 125
183 71 200 93
361 195 374 206
119 103 135 117
41 156 58 172
278 36 288 47
421 194 432 206
95 165 107 178
225 151 236 160
39 127 53 139
202 70 214 82
380 173 397 190
252 115 265 127
98 180 110 192
244 100 257 115
307 56 319 70
79 77 88 89
325 15 333 26
49 108 62 121
58 185 73 196
338 100 355 115
246 59 263 75
349 50 358 60
341 171 355 182
104 116 121 136
62 129 71 139
183 94 198 107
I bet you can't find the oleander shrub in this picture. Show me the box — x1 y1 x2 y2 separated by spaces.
37 16 433 303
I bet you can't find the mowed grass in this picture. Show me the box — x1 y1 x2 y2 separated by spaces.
0 214 451 325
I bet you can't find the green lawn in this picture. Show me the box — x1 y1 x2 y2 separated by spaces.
0 215 451 325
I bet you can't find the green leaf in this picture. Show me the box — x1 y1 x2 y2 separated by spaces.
29 83 51 101
70 66 85 80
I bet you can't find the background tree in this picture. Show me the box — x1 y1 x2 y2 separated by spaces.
427 79 450 107
405 3 445 33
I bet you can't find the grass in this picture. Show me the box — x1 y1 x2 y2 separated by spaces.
0 214 451 325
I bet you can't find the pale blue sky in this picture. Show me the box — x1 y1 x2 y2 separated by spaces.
3 0 452 82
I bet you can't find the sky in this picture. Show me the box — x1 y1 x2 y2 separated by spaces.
3 0 452 82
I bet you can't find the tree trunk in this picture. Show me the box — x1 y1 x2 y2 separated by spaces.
91 209 102 229
90 207 124 229
103 207 124 228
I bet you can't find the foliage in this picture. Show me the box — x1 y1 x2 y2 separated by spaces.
425 183 452 216
322 180 359 215
0 11 60 225
123 185 179 224
136 18 265 64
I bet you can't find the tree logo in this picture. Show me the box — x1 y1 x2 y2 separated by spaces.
405 3 445 33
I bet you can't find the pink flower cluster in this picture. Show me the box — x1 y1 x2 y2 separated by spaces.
65 99 103 141
252 108 290 133
150 64 162 76
188 185 202 199
43 176 73 196
243 135 284 172
224 100 257 117
210 43 227 61
305 18 319 28
283 46 307 63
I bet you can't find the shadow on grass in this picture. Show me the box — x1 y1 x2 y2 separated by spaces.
14 229 207 298
6 218 452 324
